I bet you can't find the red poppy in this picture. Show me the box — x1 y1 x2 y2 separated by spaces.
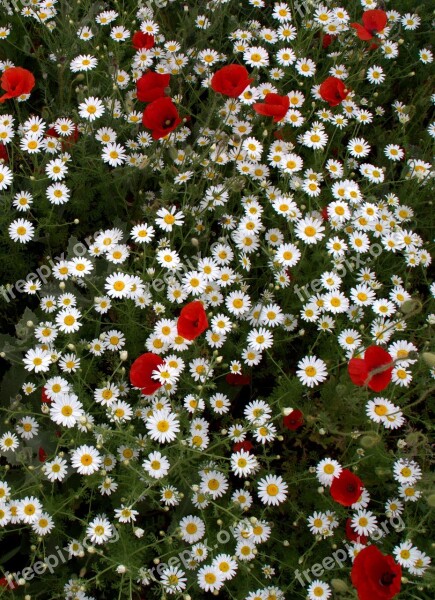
233 440 253 453
351 10 388 41
348 345 393 392
177 300 208 341
132 31 155 50
136 71 170 103
321 206 329 221
345 518 368 545
0 143 8 162
351 545 401 600
211 64 253 98
283 409 304 430
322 33 335 49
0 577 16 589
142 97 181 140
226 373 251 386
330 469 363 506
319 76 349 107
41 386 51 404
253 93 290 122
130 352 164 395
38 447 47 462
0 67 35 103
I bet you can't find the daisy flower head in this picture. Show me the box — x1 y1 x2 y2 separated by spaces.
71 445 102 475
78 96 105 121
17 496 43 524
197 565 224 593
257 474 288 506
86 515 113 544
297 355 328 387
146 409 180 443
308 581 331 600
8 218 35 244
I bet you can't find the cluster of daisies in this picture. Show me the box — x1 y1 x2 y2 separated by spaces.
301 456 431 599
0 0 434 598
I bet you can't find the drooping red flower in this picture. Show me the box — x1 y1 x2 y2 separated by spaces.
253 93 290 122
136 71 170 103
346 518 368 545
226 373 251 386
0 67 35 103
283 409 304 431
211 64 253 98
0 143 8 162
348 345 393 392
38 447 47 462
330 469 363 506
319 76 349 107
132 31 155 50
322 33 335 49
41 386 51 404
233 440 253 453
142 97 182 140
177 300 208 341
130 352 164 395
0 577 16 589
351 545 401 600
351 10 388 41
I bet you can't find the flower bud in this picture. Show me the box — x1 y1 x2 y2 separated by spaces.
331 579 348 593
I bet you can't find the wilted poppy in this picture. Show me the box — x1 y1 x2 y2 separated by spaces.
351 10 388 41
253 93 290 122
348 345 393 392
132 31 155 50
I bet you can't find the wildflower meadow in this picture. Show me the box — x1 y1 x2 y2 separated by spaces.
0 0 434 599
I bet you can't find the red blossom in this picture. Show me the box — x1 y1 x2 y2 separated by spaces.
0 577 16 589
253 93 290 122
322 33 335 49
38 447 47 462
351 545 401 600
0 142 8 162
177 300 208 341
142 96 182 140
130 352 164 395
348 345 393 392
319 76 349 107
211 64 253 98
226 373 251 386
132 31 155 50
283 409 304 430
41 386 51 404
233 440 253 453
0 67 35 103
136 71 170 103
330 469 363 506
321 206 329 221
350 10 388 41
